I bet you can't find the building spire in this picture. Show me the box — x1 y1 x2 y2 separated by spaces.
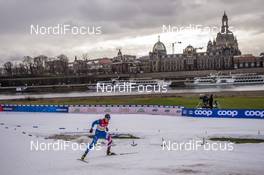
221 11 229 33
158 35 160 42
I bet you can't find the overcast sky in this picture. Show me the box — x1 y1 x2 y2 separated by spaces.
0 0 263 63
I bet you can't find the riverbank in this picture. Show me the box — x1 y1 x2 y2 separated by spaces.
1 90 264 109
1 68 264 91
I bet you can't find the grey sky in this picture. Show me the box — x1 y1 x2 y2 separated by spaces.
0 0 263 63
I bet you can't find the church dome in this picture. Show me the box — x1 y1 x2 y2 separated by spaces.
184 45 196 56
153 36 167 54
185 45 195 52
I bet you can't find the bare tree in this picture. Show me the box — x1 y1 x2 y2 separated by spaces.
57 54 69 75
18 63 27 75
33 55 48 75
3 61 13 76
22 56 34 75
82 53 89 60
45 57 56 75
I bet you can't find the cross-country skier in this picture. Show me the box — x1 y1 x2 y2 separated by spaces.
81 114 115 160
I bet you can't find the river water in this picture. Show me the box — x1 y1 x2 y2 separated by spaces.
0 85 263 100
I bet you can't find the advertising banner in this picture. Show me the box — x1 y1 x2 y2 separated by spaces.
1 104 68 113
182 108 264 119
68 105 183 116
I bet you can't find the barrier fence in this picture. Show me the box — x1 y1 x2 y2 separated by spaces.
0 104 182 116
0 104 263 119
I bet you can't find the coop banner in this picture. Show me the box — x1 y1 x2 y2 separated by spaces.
1 104 68 113
182 108 264 119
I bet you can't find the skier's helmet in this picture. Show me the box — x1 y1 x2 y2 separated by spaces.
105 114 111 120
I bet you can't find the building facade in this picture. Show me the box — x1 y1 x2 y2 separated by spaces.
139 12 242 73
69 13 263 76
111 49 139 74
234 54 264 69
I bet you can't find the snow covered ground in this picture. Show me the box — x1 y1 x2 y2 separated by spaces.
0 112 264 175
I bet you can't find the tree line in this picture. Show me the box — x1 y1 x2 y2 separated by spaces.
2 54 70 77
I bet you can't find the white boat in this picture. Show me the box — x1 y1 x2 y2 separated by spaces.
88 78 171 90
185 73 264 86
16 86 28 92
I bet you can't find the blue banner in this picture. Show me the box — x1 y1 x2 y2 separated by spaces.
182 108 264 119
2 105 68 113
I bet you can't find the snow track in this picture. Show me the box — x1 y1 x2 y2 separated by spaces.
0 112 264 175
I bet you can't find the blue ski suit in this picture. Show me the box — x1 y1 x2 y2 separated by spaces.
84 118 112 154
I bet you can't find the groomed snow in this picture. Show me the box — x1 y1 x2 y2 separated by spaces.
0 112 264 175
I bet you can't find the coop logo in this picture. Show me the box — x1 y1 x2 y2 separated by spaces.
217 110 238 117
245 110 264 118
194 110 213 117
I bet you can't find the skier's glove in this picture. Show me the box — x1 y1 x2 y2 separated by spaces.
106 127 109 132
89 128 93 133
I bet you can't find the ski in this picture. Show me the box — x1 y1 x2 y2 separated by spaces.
77 158 88 163
76 152 137 163
106 152 138 156
119 152 138 156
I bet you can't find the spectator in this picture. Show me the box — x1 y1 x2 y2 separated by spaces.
209 94 214 109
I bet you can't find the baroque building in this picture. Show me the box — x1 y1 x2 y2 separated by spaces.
234 54 264 69
140 12 241 73
112 49 139 74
